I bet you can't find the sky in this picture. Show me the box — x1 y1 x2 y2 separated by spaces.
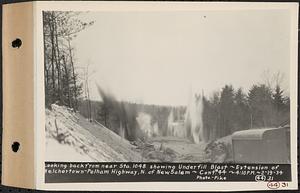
72 9 291 106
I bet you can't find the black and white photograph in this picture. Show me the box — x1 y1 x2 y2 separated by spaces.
43 9 291 165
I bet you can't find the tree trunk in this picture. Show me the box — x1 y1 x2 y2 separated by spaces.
54 17 62 104
68 38 78 110
50 12 56 104
62 56 72 108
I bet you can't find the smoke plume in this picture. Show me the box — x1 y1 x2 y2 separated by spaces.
96 84 140 141
185 91 205 144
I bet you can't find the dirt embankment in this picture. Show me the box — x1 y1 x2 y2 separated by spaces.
45 104 142 162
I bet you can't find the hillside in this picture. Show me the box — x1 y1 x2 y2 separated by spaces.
45 104 143 162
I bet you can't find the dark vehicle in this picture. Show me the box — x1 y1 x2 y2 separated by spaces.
232 126 290 163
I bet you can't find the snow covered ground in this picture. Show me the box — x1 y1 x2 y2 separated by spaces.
45 104 143 162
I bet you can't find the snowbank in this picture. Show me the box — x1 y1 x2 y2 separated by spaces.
45 104 142 162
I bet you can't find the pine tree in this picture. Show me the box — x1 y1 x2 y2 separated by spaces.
248 84 274 128
273 85 285 111
234 88 250 131
219 85 235 137
272 85 290 126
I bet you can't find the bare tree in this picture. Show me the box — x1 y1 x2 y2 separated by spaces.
43 11 94 108
83 62 92 122
262 70 285 91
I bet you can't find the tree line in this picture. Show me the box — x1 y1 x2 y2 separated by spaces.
203 82 289 141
